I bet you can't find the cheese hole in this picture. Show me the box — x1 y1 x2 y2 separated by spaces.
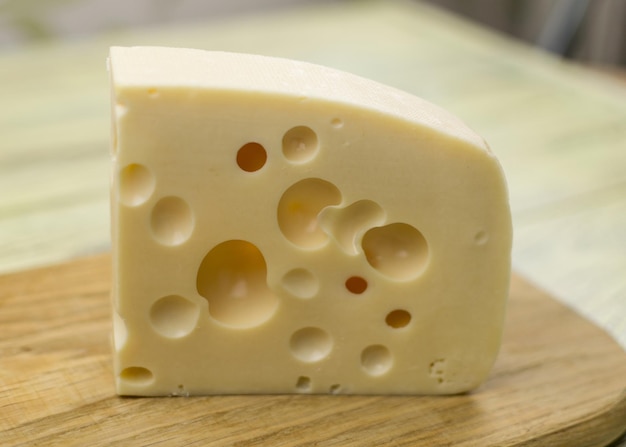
329 384 341 394
385 309 411 328
345 276 368 294
282 126 318 163
196 240 278 329
237 142 267 172
361 345 393 376
111 132 118 156
115 103 128 117
474 230 489 245
296 376 311 392
111 103 127 156
290 327 333 362
172 384 188 397
113 311 127 351
150 295 200 338
318 200 386 256
278 178 342 249
281 268 319 299
120 367 154 385
429 358 447 384
150 196 194 246
362 223 429 281
147 88 159 97
331 118 343 129
119 163 155 207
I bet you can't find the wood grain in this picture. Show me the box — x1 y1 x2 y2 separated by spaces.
0 255 624 446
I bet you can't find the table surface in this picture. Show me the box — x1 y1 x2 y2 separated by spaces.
1 0 625 442
2 255 625 446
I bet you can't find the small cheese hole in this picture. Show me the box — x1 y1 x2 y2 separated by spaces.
277 178 342 249
282 126 318 164
147 88 159 97
115 103 128 118
361 345 393 376
429 358 447 384
290 327 333 363
474 230 489 245
281 268 319 299
237 142 267 172
362 223 429 281
150 196 194 246
331 118 343 129
345 276 368 294
150 295 200 338
113 311 127 351
329 384 341 394
317 199 386 256
172 384 188 397
111 103 127 156
385 310 411 328
120 367 154 385
119 163 155 207
296 376 311 392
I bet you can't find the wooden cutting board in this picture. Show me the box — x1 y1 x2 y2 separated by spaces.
1 254 625 446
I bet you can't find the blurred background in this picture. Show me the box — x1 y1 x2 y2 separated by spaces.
1 0 625 69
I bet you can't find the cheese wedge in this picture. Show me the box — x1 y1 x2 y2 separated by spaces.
108 46 512 396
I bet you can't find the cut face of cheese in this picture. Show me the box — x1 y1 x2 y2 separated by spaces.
108 46 512 396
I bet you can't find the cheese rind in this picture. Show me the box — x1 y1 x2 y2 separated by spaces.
109 46 512 396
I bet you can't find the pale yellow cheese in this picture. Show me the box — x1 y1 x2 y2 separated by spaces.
108 46 512 396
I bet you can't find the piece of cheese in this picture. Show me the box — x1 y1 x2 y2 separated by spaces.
109 46 512 396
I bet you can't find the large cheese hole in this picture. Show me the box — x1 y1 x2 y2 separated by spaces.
196 240 278 329
360 345 393 376
237 142 267 172
150 196 194 246
290 327 333 362
278 178 342 249
120 366 154 385
362 223 429 281
119 163 155 207
282 126 318 163
150 295 200 338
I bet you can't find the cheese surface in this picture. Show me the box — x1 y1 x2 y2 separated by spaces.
109 46 512 396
